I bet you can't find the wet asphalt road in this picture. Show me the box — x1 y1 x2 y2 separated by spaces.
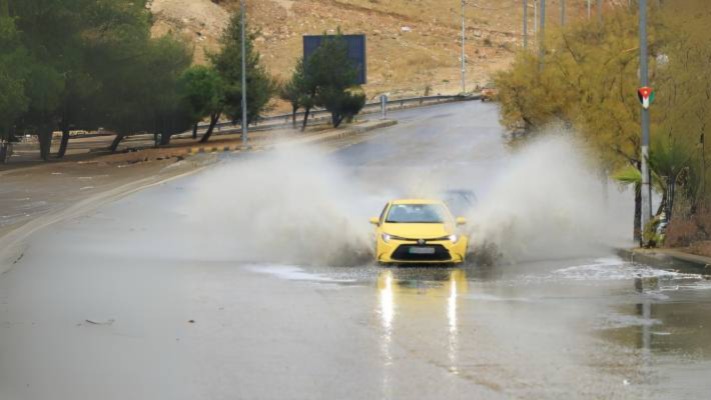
1 102 711 400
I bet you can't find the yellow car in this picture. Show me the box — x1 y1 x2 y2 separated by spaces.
369 199 469 265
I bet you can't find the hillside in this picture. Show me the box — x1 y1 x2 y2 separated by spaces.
149 0 609 99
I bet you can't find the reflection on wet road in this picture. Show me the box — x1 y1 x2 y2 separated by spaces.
248 257 711 398
367 259 711 399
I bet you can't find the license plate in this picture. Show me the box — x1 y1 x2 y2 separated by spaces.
409 247 435 254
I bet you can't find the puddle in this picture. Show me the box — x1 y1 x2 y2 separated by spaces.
463 293 531 302
593 313 662 330
247 265 357 283
551 258 703 282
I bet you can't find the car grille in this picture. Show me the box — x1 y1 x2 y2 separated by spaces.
391 244 452 261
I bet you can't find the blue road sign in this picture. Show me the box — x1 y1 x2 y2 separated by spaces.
303 34 367 84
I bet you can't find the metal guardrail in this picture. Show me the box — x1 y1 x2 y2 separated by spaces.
65 94 479 140
199 94 480 132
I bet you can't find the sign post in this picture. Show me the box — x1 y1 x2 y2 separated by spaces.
639 0 652 244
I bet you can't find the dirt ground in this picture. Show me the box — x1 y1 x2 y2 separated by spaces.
149 0 535 102
150 0 625 102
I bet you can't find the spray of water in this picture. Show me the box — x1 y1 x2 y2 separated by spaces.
466 134 631 264
185 133 631 266
187 143 374 266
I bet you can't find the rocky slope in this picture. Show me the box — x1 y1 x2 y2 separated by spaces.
149 0 606 99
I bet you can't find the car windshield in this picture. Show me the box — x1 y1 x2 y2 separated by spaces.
385 204 448 223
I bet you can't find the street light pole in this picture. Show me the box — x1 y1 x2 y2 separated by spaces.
523 0 528 49
560 0 565 26
598 0 603 23
241 0 249 145
460 0 466 94
538 0 546 70
639 0 652 237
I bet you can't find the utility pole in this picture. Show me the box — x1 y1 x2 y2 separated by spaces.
560 0 565 26
241 0 248 145
538 0 546 70
587 0 591 19
460 0 466 94
523 0 528 49
639 0 652 238
598 0 603 23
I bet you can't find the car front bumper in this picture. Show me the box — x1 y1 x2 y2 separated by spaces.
376 237 468 264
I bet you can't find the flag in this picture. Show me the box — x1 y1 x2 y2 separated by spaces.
638 87 655 109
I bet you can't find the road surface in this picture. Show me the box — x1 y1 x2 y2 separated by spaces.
1 102 710 400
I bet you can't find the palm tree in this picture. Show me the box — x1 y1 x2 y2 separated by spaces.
614 134 692 221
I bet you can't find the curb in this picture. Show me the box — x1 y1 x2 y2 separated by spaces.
615 248 711 271
186 120 397 155
187 143 265 155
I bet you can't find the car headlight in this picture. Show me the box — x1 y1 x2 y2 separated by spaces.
432 235 460 243
381 233 407 243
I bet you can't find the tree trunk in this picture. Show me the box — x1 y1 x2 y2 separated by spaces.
332 113 344 128
56 129 71 158
38 129 53 161
199 113 220 143
109 132 126 153
634 180 642 245
192 123 198 140
666 178 676 221
292 106 298 129
160 132 172 146
301 107 311 132
0 142 8 164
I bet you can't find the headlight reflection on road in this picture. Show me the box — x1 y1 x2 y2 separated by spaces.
377 270 396 400
447 270 462 375
377 270 395 366
376 269 469 377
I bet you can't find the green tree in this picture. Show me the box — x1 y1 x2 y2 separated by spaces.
104 34 193 150
7 0 192 156
179 66 224 139
205 10 275 143
317 87 366 127
0 10 29 149
10 0 94 159
279 60 307 129
55 0 153 157
303 33 364 129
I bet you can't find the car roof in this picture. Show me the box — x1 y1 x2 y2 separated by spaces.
390 198 444 205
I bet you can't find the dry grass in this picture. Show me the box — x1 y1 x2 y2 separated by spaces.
665 207 711 257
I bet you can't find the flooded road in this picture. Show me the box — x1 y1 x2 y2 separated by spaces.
1 102 710 399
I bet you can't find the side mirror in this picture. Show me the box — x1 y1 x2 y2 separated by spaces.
456 217 467 226
369 217 380 225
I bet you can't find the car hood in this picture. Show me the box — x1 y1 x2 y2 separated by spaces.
382 223 453 239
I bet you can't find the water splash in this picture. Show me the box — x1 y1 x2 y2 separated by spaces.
465 134 632 264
